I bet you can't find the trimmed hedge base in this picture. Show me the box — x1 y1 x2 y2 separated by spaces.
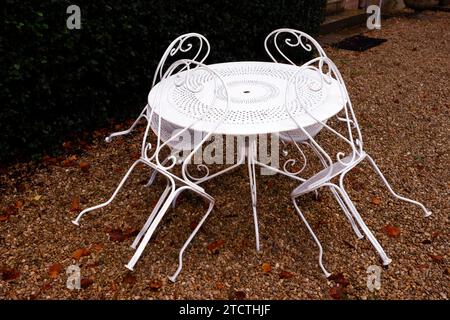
1 0 326 164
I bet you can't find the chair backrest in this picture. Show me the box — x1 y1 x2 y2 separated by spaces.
267 28 351 132
152 33 210 88
144 59 231 182
264 28 327 66
284 56 364 180
148 33 210 150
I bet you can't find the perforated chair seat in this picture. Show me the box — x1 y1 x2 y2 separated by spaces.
291 151 366 197
150 115 205 151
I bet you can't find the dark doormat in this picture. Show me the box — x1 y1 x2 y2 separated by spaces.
333 34 387 52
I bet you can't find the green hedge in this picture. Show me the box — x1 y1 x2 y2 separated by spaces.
0 0 326 164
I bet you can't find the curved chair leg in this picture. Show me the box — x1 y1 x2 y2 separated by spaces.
131 183 172 249
125 185 211 271
330 183 392 266
145 169 158 187
329 185 364 239
145 156 172 187
171 192 181 209
126 188 177 271
144 157 178 209
365 155 431 217
292 198 331 278
168 200 215 282
306 141 363 239
105 106 147 143
72 159 142 226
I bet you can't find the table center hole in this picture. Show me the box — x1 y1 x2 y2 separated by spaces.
243 90 250 94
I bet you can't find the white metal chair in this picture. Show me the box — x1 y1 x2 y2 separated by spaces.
107 33 210 204
286 56 431 277
105 32 210 150
265 28 365 241
72 59 231 282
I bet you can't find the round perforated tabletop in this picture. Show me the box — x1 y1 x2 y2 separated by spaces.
148 61 345 135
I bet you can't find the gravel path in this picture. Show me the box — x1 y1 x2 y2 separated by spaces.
0 11 448 300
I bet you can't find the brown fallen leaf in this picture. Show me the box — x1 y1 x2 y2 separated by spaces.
79 161 90 172
329 285 345 300
29 292 40 300
0 215 9 222
78 140 91 151
42 155 59 166
72 248 90 260
371 196 381 205
14 200 23 209
49 263 63 278
189 219 199 231
291 163 302 172
123 273 137 285
63 159 73 167
62 156 77 167
279 270 294 279
329 272 350 288
2 268 20 281
430 255 444 263
109 229 126 242
4 205 18 216
124 228 139 238
416 264 429 272
107 228 138 242
41 282 52 290
62 141 73 150
70 197 80 212
109 282 118 292
431 231 441 239
86 261 100 268
207 240 224 253
233 291 246 300
216 282 225 290
80 277 94 289
149 279 163 291
262 263 271 273
383 225 401 238
90 243 103 253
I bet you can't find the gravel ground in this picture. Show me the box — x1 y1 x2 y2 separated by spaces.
0 11 448 300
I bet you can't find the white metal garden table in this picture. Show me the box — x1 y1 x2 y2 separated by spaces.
147 61 345 251
73 30 432 280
